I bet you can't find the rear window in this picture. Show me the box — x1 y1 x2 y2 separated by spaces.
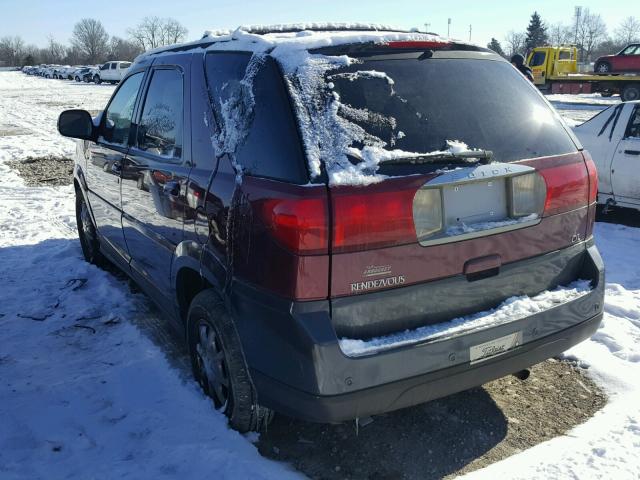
325 56 576 164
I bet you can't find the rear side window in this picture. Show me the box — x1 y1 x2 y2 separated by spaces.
99 71 143 146
627 107 640 138
205 52 307 184
136 68 184 161
110 63 117 69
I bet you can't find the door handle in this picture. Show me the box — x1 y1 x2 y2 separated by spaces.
163 180 180 197
624 150 640 156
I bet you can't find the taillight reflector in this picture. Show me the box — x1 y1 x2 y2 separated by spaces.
262 197 328 255
332 186 419 253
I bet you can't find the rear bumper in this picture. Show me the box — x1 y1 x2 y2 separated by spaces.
231 242 604 423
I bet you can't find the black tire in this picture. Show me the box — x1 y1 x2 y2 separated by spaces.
187 289 273 433
601 90 614 98
75 190 104 266
75 76 80 82
621 84 640 102
83 76 89 83
595 62 611 74
94 75 101 84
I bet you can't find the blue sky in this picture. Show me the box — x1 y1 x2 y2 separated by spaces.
0 0 628 48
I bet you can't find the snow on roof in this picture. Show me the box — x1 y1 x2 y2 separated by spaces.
137 24 450 62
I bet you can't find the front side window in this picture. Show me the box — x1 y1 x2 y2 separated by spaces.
136 68 184 160
100 63 109 70
529 51 546 67
99 72 144 146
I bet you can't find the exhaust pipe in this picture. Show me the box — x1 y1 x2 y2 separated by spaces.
512 369 530 381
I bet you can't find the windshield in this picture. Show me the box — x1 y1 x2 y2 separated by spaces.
326 57 576 164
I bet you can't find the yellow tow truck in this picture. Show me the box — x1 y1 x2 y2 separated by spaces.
526 46 640 101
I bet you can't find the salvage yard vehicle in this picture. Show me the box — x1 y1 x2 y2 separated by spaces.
94 61 131 84
574 100 640 210
594 44 640 74
528 45 640 101
58 25 604 433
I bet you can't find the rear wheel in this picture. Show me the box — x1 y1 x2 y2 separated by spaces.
75 76 81 82
621 84 640 102
595 62 611 73
76 191 104 266
187 289 273 433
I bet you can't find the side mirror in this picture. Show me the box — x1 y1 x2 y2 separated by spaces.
58 109 95 140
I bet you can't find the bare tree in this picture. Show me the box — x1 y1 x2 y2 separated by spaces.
0 36 25 66
615 16 640 46
504 30 527 57
40 36 66 64
109 36 143 61
71 18 109 64
128 16 188 51
575 9 608 62
548 23 573 46
162 18 188 45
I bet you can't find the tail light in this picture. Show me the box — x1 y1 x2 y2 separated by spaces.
332 182 421 253
583 150 598 204
536 156 591 216
261 197 328 255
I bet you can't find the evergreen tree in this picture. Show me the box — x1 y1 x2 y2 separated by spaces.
487 38 505 56
525 12 548 52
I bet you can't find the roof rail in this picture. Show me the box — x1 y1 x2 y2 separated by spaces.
236 23 439 36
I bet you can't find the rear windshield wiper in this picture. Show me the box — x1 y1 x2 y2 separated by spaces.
381 150 494 165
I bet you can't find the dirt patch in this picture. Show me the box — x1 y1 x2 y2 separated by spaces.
257 359 606 479
7 156 74 187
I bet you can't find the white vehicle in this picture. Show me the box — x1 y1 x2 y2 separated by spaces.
574 101 640 210
94 61 131 84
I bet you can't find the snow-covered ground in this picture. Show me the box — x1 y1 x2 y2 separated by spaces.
0 71 639 479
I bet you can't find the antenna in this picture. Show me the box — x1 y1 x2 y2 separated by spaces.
469 24 472 42
447 18 451 38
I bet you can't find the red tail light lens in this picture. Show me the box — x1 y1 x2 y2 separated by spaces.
262 197 328 255
537 157 590 216
583 150 598 204
332 185 419 253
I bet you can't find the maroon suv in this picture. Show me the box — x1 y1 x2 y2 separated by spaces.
58 25 604 432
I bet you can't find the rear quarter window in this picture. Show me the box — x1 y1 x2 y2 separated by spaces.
205 52 308 184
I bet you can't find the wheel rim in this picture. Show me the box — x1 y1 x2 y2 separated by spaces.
195 322 230 411
597 64 609 73
78 198 97 259
624 88 639 101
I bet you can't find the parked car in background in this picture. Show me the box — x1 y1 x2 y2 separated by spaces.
72 67 95 82
94 61 131 84
58 25 604 433
574 100 640 211
595 44 640 74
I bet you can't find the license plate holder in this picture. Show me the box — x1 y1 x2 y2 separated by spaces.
470 331 523 364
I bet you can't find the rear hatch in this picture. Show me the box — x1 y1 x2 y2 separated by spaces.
289 44 597 339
